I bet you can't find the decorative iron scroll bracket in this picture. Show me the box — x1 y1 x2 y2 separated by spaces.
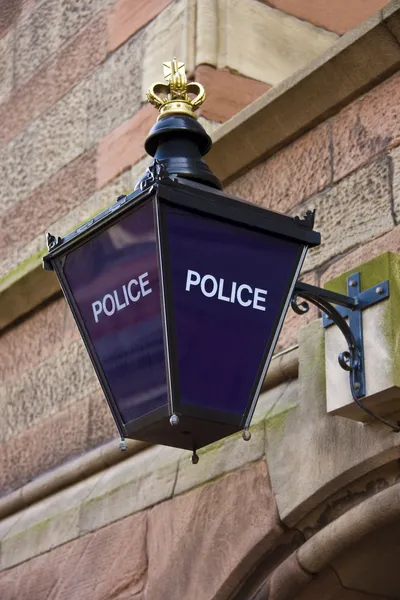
292 273 390 400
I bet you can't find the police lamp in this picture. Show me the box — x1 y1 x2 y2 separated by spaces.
43 59 320 463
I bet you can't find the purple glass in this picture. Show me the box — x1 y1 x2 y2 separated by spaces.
163 203 302 416
63 200 167 424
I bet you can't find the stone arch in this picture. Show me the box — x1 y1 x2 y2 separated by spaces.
230 481 400 599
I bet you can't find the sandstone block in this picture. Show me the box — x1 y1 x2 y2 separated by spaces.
141 0 196 100
226 122 331 215
332 72 400 181
0 125 36 212
14 0 103 86
216 0 337 86
97 104 156 188
0 149 97 264
1 396 91 495
0 510 148 598
32 81 88 189
79 445 183 533
300 156 394 272
0 79 89 213
267 551 312 600
0 470 103 569
0 339 99 443
14 0 61 85
196 65 270 123
1 505 81 570
0 29 13 104
265 0 387 34
87 33 143 146
59 0 100 44
145 462 283 600
96 168 133 206
108 0 172 51
385 4 400 43
87 388 117 448
391 145 400 223
174 420 265 497
0 297 77 384
0 14 107 149
0 0 23 38
321 226 400 284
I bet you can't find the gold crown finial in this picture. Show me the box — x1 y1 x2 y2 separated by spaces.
146 58 205 121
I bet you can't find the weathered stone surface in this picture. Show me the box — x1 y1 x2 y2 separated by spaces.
97 104 156 188
87 32 143 146
320 225 400 283
217 0 337 86
264 0 387 34
145 462 283 600
0 0 23 38
0 149 96 264
14 0 61 85
0 29 13 104
87 388 117 448
0 338 99 443
174 420 265 497
332 71 400 181
142 0 195 100
79 445 183 534
196 65 270 123
253 379 299 433
0 511 148 598
0 80 88 212
266 319 400 527
0 13 107 149
33 80 89 183
14 0 103 85
385 4 400 42
392 144 400 223
226 122 331 214
59 0 100 43
0 297 77 384
301 156 394 272
296 566 389 599
267 552 312 600
96 168 133 205
108 0 172 51
0 396 90 495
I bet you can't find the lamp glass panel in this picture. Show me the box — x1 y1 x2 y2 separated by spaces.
163 202 302 416
62 200 167 423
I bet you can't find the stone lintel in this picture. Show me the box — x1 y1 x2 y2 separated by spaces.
207 3 400 184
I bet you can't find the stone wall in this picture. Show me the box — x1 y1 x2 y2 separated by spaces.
0 0 377 496
1 1 400 599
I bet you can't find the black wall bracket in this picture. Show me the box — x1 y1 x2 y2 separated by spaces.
293 273 389 398
291 273 397 430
